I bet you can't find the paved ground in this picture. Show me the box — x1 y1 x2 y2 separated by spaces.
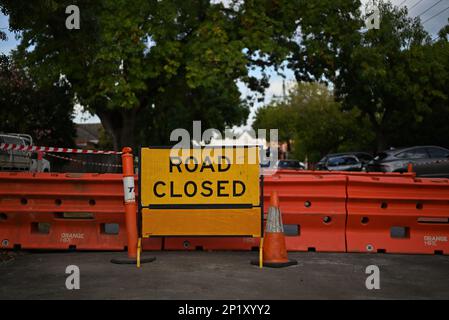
1 251 448 299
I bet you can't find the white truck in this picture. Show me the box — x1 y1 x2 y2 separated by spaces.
0 133 50 172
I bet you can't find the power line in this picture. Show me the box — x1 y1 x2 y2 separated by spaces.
409 0 425 11
422 5 449 24
398 0 408 7
416 0 444 17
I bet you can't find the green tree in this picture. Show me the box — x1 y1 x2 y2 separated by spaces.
0 55 76 146
286 1 449 151
253 82 373 162
290 83 373 161
252 101 296 152
0 0 296 150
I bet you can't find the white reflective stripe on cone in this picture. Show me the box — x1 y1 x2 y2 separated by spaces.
123 176 135 202
266 207 284 233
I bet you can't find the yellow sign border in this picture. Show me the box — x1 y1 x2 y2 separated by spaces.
138 146 263 238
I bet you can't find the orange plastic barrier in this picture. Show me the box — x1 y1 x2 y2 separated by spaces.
346 176 449 255
3 171 448 255
264 174 348 252
0 172 161 251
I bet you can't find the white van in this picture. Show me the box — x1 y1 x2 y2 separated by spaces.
0 133 50 172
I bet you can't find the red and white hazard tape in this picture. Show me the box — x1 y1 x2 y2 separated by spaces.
0 143 121 155
46 153 122 168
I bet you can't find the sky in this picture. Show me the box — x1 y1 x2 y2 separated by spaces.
1 0 449 128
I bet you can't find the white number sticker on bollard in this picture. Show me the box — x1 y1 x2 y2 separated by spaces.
123 176 135 203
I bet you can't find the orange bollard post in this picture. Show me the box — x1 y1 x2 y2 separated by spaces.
407 163 413 173
122 147 138 259
111 147 155 266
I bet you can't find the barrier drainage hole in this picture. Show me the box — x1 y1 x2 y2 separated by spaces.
381 202 388 209
390 226 410 239
0 213 7 221
377 249 386 253
434 250 443 255
101 223 119 235
55 199 62 206
195 246 204 251
361 217 369 224
304 201 312 208
284 224 300 236
323 216 332 224
20 198 28 205
89 199 96 206
308 247 316 252
31 222 51 234
416 203 423 210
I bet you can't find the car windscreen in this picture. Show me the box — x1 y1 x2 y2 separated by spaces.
278 161 301 168
328 156 359 166
395 148 428 159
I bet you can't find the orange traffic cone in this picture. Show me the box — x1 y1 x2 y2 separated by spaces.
252 191 297 268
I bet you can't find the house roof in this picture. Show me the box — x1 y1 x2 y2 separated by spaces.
75 123 102 147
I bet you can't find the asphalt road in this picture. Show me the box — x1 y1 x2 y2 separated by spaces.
1 251 448 299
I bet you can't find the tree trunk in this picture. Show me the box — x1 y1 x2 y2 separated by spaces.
367 112 387 153
96 106 138 151
119 108 137 150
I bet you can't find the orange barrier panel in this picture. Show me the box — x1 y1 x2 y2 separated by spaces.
346 175 449 255
264 174 347 252
0 172 161 251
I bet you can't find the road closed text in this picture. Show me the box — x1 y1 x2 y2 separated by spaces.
152 155 246 199
140 147 260 207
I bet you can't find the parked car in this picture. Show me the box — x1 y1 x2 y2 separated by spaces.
366 146 449 178
260 147 272 168
275 159 305 170
316 152 373 171
0 133 50 172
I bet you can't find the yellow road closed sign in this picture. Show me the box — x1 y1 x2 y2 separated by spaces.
139 146 262 237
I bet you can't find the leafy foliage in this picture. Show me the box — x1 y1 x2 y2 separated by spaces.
1 0 448 154
287 1 449 151
253 82 374 162
0 0 297 149
0 55 76 146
